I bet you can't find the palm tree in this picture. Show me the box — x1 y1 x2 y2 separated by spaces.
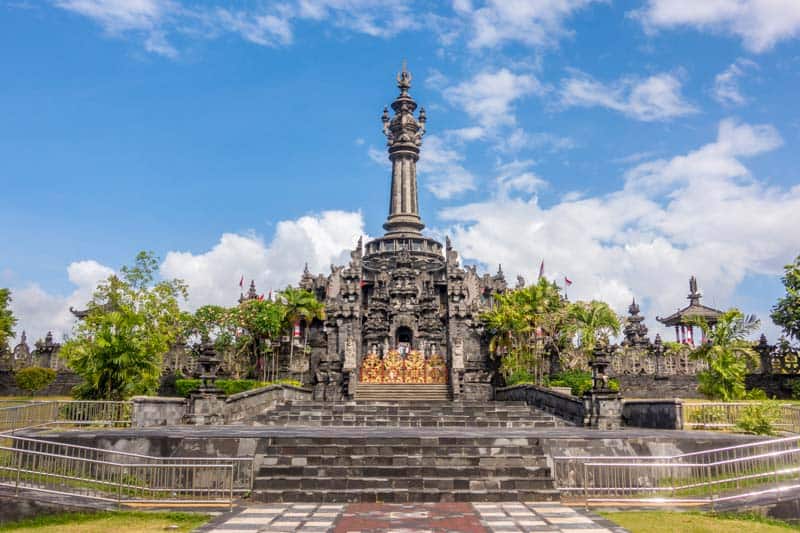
689 309 760 400
482 277 569 384
279 287 326 380
568 300 621 361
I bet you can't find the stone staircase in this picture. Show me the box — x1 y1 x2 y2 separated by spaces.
252 434 559 503
254 400 565 428
249 400 568 502
355 383 450 401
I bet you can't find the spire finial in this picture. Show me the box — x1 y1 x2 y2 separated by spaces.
397 59 412 94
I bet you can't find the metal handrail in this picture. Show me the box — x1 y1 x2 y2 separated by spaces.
0 435 251 507
683 402 800 433
5 435 253 495
553 435 800 507
0 401 132 434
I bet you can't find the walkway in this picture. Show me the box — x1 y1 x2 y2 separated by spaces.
200 502 627 532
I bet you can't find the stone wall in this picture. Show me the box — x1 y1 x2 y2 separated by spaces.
495 384 584 426
617 374 701 398
746 373 800 399
132 396 187 428
130 384 313 427
622 399 683 430
0 370 82 397
225 384 313 423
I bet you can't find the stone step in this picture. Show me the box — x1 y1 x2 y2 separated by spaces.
257 420 558 428
255 465 550 478
253 476 554 491
258 456 549 469
251 488 561 503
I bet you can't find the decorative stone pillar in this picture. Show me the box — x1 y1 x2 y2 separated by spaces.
653 334 666 380
184 341 226 425
583 342 623 430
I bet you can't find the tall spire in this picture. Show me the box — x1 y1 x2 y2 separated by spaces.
381 62 426 236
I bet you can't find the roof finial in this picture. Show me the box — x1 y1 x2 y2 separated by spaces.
397 59 411 94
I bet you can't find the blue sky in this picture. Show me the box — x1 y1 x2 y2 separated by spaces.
1 0 799 343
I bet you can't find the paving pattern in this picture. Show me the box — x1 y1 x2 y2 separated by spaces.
201 502 627 532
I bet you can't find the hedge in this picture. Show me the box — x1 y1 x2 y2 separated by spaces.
174 378 302 397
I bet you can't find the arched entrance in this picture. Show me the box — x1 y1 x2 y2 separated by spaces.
396 326 412 353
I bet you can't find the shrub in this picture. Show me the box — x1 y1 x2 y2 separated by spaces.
174 378 302 397
14 367 57 395
790 379 800 400
506 369 535 386
547 370 618 396
736 402 781 435
744 388 768 400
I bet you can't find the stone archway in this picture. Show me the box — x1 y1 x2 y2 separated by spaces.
396 326 413 351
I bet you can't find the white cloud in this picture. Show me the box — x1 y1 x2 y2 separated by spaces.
496 128 575 154
9 260 114 344
454 0 606 49
444 68 542 128
161 210 365 309
417 135 477 199
296 0 413 38
634 0 800 53
9 211 364 342
560 70 697 121
213 7 294 47
713 58 757 106
440 118 799 339
55 0 180 56
53 0 415 57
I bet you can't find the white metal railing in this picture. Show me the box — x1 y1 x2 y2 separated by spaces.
682 402 800 433
0 435 253 507
0 401 132 434
553 436 800 507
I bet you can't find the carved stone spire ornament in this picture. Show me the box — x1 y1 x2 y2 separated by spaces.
382 62 426 237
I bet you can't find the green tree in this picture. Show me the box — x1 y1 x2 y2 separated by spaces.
772 254 800 343
0 288 17 354
228 299 286 381
482 277 570 385
14 367 57 396
568 300 621 359
279 287 325 379
690 309 760 401
60 252 187 400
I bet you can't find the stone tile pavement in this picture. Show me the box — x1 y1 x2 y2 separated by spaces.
199 502 628 532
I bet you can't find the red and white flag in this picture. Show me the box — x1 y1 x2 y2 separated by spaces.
564 276 573 287
293 322 301 338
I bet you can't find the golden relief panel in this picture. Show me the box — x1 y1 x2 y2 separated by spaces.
359 350 448 384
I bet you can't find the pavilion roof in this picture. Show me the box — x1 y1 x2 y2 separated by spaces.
656 276 723 326
657 302 724 326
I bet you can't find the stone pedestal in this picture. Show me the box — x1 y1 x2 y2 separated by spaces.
184 393 226 425
583 392 623 429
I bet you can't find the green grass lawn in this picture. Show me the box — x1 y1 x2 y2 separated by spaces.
601 511 800 533
0 511 210 532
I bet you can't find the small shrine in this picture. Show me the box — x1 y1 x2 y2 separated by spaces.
657 276 723 345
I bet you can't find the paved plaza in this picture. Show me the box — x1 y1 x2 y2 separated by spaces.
200 502 626 532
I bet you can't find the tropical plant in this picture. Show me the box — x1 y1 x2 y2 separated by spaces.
482 277 571 385
0 288 16 354
567 300 621 359
772 254 800 343
689 309 760 401
14 367 57 395
278 287 325 379
60 252 187 400
736 401 781 435
228 299 286 381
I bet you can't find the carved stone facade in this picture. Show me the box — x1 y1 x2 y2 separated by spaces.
300 67 504 401
3 331 67 372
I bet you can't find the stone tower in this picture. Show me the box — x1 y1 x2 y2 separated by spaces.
301 65 506 401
